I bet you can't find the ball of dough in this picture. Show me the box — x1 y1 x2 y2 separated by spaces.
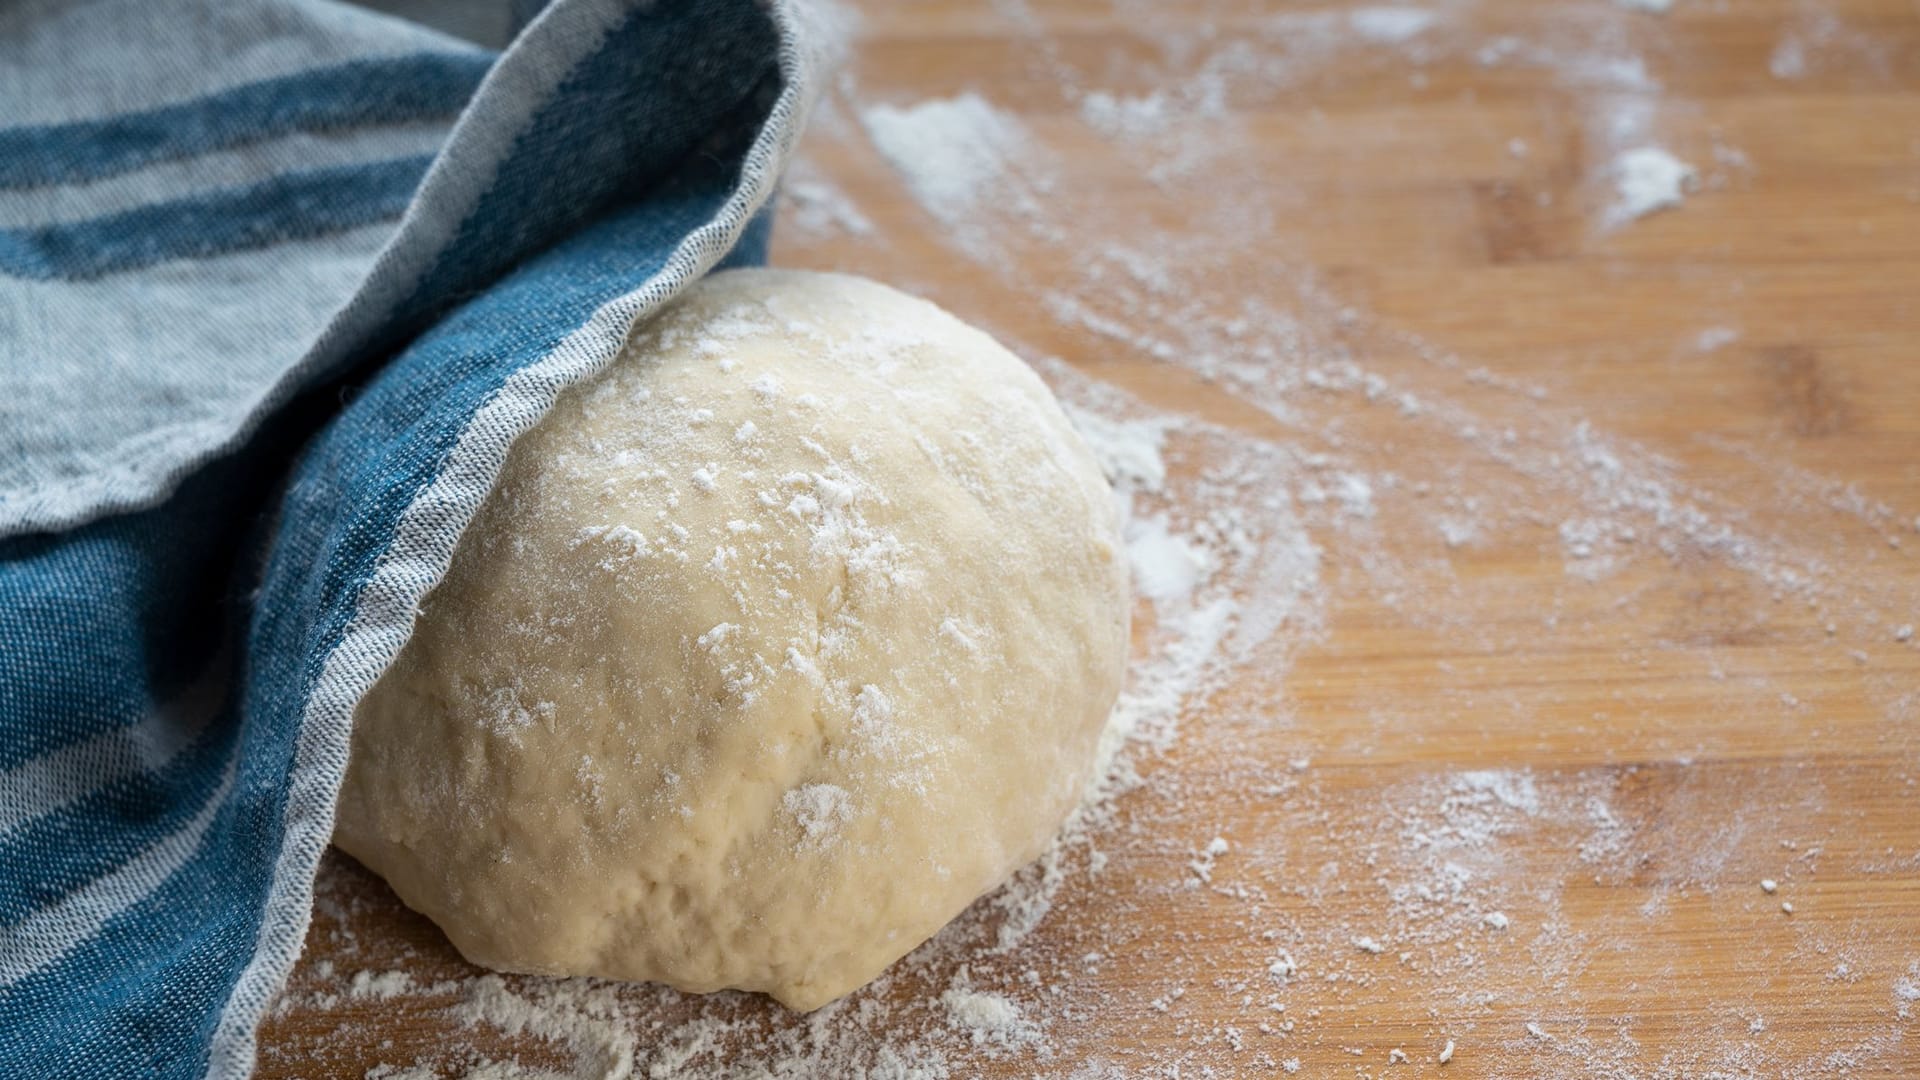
335 268 1129 1010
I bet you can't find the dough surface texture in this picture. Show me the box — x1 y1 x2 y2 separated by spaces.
335 268 1129 1010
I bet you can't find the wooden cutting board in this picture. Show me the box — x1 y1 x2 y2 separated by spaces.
258 1 1920 1075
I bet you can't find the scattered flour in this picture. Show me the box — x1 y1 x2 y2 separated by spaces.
1126 515 1210 603
780 173 874 238
1064 406 1173 493
1345 7 1438 44
1080 88 1181 141
782 782 854 845
347 970 414 1001
860 93 1027 225
1770 35 1808 80
939 979 1040 1050
1694 326 1740 352
1607 146 1696 225
1768 12 1891 83
1895 964 1920 1020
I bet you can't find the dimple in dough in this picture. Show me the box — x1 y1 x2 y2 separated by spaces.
334 268 1130 1010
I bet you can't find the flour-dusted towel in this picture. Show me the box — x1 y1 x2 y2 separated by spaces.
0 0 822 1073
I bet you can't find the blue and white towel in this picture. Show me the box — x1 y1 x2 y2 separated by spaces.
0 0 820 1073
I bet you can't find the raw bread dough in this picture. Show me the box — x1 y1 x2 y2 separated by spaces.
335 268 1129 1010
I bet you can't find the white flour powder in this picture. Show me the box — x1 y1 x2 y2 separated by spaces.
859 94 1027 225
1606 146 1695 225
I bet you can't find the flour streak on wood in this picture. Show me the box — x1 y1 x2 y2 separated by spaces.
262 1 1920 1075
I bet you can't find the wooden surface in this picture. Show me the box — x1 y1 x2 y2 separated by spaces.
261 1 1920 1076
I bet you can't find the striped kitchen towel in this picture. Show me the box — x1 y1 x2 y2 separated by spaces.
0 0 823 1074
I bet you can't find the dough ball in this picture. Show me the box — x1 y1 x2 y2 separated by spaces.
335 268 1129 1010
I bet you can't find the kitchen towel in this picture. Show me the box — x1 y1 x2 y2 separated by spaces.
0 0 821 1073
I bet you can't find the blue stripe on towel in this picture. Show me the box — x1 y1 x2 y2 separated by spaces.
0 53 491 191
0 517 228 773
0 155 432 281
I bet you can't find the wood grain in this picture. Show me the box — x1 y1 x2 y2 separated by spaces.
260 1 1920 1075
